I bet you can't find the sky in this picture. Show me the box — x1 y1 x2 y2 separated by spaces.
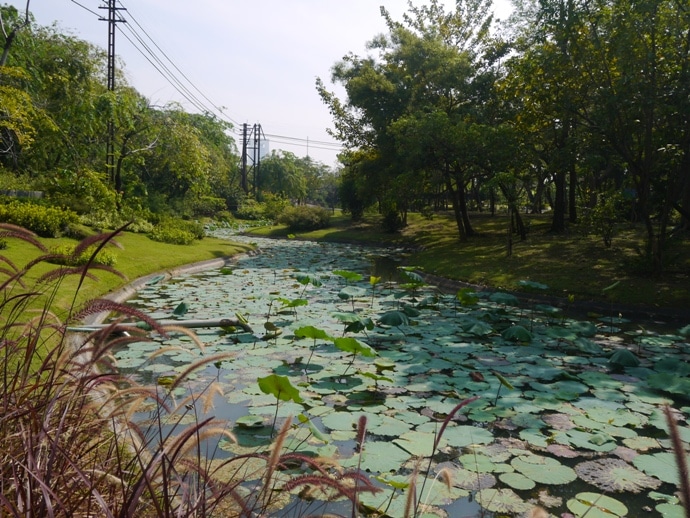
6 0 512 166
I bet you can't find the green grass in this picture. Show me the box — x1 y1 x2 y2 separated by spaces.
1 230 253 316
251 211 690 310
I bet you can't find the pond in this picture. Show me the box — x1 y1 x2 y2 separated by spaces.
113 227 690 517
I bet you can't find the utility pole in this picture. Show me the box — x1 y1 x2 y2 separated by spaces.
99 0 126 185
239 123 264 197
240 123 249 193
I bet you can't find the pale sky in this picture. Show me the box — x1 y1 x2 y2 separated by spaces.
5 0 512 166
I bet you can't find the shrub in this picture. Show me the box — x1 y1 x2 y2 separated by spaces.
276 205 331 231
0 200 78 237
48 243 118 267
215 210 234 223
261 193 291 220
235 197 264 220
43 169 117 214
190 195 227 217
149 225 196 245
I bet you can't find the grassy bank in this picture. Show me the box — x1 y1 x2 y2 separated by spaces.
249 211 690 311
1 230 253 316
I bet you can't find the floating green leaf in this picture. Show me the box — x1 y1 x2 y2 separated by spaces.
475 488 532 514
567 492 628 517
511 454 577 485
236 415 264 428
575 458 661 493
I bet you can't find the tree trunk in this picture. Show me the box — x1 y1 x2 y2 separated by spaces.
0 1 31 67
551 170 566 232
568 164 578 223
444 167 467 242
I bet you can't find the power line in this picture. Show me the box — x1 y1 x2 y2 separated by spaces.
264 133 342 149
67 0 341 155
116 0 242 127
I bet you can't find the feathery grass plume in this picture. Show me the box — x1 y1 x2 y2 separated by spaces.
664 405 690 518
264 416 292 495
355 414 367 453
404 467 418 518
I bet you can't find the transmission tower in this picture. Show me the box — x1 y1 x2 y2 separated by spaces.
239 123 265 196
99 0 126 185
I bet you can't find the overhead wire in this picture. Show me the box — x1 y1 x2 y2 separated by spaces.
67 0 343 151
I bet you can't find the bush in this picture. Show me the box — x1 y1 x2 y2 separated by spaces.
48 243 118 267
234 197 264 220
0 200 78 237
43 169 117 214
149 225 196 245
276 205 331 231
190 195 227 217
215 210 234 223
148 218 203 245
261 193 291 220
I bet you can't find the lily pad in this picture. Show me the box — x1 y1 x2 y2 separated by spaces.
511 454 577 485
475 488 532 514
502 325 533 342
566 492 628 517
575 458 661 493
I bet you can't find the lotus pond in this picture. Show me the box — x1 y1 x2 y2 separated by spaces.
113 229 690 517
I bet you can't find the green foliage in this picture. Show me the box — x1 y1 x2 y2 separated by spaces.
276 205 331 231
149 224 196 245
234 197 264 220
44 169 116 214
583 192 625 248
48 243 118 267
261 193 291 220
0 200 78 237
189 195 226 217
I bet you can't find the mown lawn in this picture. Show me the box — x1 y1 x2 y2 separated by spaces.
1 230 253 317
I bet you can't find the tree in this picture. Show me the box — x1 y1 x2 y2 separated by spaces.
518 0 690 271
258 150 307 202
318 0 506 239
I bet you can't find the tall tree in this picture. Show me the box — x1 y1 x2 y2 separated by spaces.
318 0 505 239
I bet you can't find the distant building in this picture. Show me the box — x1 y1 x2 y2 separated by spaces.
252 138 269 161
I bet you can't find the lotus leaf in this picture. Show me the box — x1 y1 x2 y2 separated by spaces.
333 337 376 357
236 415 264 428
475 488 532 514
609 349 640 368
647 372 690 397
511 454 577 485
338 286 366 300
447 466 496 490
656 503 685 517
343 440 411 473
575 458 661 493
257 374 303 403
489 292 520 306
567 492 628 517
333 269 363 283
633 451 690 485
499 471 535 490
377 310 410 327
442 425 494 448
502 325 533 342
